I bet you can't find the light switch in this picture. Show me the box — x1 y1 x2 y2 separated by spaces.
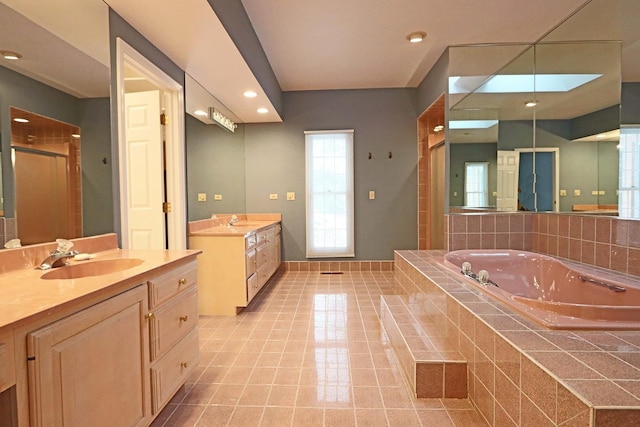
197 193 206 202
286 192 295 201
369 190 375 200
574 189 581 196
214 194 222 201
591 190 599 196
598 190 605 195
270 193 278 200
560 189 566 197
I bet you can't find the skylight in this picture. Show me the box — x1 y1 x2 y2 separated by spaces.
449 74 602 94
449 120 499 129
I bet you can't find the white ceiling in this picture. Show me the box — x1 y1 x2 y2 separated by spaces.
2 0 639 124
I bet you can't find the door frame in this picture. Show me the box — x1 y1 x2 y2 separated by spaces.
515 147 560 212
115 38 186 249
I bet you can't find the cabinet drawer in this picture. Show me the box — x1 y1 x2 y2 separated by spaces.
257 229 268 245
0 330 15 393
151 328 199 414
245 234 257 250
246 249 257 278
149 287 198 360
247 273 259 303
256 245 268 269
148 260 197 308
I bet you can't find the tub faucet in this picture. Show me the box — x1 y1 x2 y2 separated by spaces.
38 239 78 270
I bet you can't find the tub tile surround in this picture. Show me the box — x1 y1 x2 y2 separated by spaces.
393 249 640 426
446 212 640 278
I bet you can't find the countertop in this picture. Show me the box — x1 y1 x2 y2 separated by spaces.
188 214 281 237
0 247 200 330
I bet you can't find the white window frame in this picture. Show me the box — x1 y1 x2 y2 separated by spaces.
619 125 640 219
464 162 489 207
305 130 355 258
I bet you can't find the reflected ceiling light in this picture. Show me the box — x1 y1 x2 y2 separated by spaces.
1 50 21 60
406 31 426 43
525 101 537 107
257 107 269 114
13 117 28 123
596 133 607 139
449 120 498 129
243 90 257 98
71 134 81 139
433 125 444 132
194 110 208 117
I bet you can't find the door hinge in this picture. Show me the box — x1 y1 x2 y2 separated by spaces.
160 113 168 125
162 202 172 213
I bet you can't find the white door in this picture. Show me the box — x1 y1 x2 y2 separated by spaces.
496 150 520 211
124 90 165 249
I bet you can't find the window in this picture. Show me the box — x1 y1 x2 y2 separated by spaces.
465 162 489 207
305 130 354 258
619 126 640 219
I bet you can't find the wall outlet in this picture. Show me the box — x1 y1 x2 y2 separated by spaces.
560 189 566 197
197 193 207 202
574 189 581 196
369 190 375 200
591 190 599 196
269 193 278 200
286 192 295 201
598 190 605 195
214 194 222 201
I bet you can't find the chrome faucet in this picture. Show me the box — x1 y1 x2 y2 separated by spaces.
38 249 79 270
38 239 78 270
227 214 239 226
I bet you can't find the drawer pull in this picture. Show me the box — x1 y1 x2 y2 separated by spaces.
178 278 187 286
145 312 154 319
179 315 188 322
180 362 189 368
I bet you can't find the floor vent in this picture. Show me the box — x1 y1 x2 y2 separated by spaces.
320 271 344 275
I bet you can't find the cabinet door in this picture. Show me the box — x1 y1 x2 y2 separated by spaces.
27 286 150 427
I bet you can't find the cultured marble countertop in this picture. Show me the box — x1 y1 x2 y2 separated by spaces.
0 246 200 330
188 213 281 237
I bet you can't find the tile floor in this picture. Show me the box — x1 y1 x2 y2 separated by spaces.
151 271 488 426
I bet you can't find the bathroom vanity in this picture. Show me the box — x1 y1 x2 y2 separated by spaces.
0 234 201 426
188 214 281 315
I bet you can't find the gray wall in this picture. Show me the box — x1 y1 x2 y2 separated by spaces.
80 97 114 236
243 89 419 261
187 89 420 261
186 115 246 219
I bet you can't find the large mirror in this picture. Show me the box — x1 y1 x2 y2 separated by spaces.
0 0 111 245
447 0 636 216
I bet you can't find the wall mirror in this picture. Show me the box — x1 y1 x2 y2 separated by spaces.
0 0 111 244
447 0 635 216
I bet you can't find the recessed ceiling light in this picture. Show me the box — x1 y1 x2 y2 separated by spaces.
525 101 538 107
257 107 269 114
243 91 257 98
194 110 208 116
406 32 426 43
13 118 28 123
1 50 22 60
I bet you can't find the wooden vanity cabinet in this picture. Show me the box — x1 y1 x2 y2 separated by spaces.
25 258 199 426
27 285 150 427
191 222 281 315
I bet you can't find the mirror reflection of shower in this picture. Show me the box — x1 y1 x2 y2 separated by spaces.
10 107 82 245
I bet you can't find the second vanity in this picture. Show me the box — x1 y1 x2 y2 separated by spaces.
189 214 282 315
0 234 201 426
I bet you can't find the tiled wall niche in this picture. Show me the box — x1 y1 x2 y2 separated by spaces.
446 212 640 277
